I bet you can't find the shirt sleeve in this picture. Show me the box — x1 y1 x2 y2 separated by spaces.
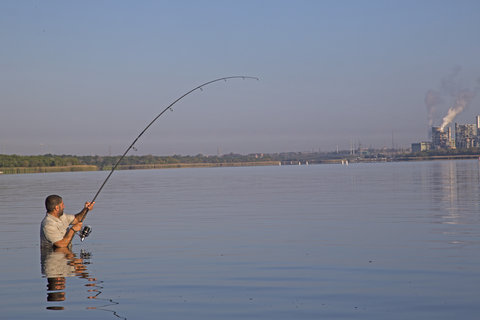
65 213 75 225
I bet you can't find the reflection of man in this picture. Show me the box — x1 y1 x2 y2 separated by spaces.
41 246 77 278
41 246 96 309
40 195 94 248
41 247 124 317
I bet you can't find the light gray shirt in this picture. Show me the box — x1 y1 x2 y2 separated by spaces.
40 213 75 246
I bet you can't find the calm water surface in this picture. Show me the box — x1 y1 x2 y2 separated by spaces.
1 160 480 319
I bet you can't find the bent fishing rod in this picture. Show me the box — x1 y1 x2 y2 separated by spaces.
77 76 259 241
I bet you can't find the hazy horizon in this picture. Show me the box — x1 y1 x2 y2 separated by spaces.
2 1 480 156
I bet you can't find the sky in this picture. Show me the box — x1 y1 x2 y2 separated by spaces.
1 0 480 156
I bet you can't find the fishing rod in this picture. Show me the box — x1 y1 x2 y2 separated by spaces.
78 76 259 241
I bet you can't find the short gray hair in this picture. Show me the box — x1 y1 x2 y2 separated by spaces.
45 195 62 212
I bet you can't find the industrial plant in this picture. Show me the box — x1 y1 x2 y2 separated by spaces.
412 116 480 152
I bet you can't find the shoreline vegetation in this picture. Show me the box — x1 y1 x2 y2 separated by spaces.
1 150 480 175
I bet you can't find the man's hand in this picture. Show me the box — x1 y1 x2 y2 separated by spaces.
73 202 94 225
54 222 83 248
84 201 95 211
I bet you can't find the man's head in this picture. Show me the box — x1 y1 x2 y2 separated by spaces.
45 195 64 215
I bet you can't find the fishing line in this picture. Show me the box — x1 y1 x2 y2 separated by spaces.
78 76 259 240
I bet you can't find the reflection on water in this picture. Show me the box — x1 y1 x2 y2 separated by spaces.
427 160 480 224
418 160 480 250
40 246 126 319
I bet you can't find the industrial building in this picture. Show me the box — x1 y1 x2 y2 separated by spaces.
431 126 454 149
411 141 432 152
455 123 477 149
412 116 480 152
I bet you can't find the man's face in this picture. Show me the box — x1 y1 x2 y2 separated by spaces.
57 201 65 216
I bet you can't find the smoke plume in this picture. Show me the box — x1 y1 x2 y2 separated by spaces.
424 67 460 130
426 66 479 132
440 89 476 130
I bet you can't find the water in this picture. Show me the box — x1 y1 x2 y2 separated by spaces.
1 160 480 319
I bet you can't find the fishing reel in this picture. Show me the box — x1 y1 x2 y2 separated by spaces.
79 225 92 242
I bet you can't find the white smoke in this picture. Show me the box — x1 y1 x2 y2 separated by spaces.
424 67 460 132
426 67 478 132
439 89 476 130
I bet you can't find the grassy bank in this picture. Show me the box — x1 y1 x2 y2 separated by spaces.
0 165 98 174
111 161 281 170
0 161 281 174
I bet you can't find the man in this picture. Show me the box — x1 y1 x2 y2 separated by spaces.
40 195 95 248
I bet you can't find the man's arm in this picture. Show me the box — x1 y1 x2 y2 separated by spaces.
72 201 95 224
54 201 94 247
53 223 82 248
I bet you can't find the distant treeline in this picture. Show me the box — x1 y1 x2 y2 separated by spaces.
1 148 479 171
0 154 82 168
0 151 355 170
0 153 277 169
80 153 277 170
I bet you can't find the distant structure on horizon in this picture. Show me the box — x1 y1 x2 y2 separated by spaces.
431 126 454 150
412 116 480 152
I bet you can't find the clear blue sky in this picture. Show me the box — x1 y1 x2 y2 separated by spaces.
1 0 479 155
